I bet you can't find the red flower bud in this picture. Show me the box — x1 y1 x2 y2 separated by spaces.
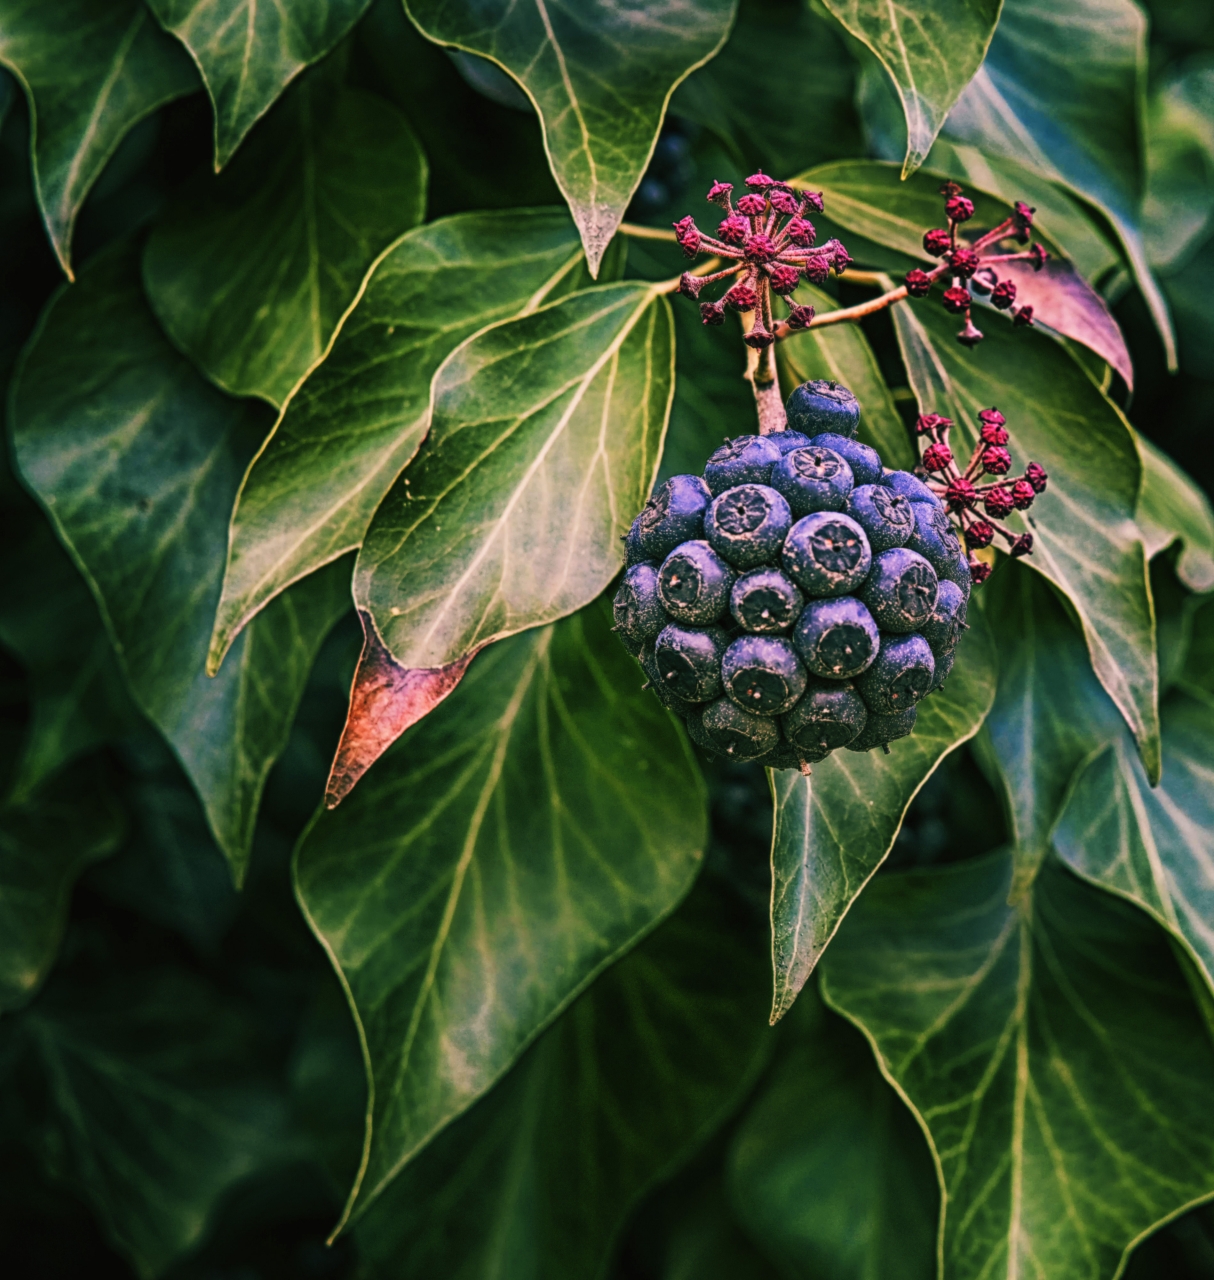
746 171 777 190
1011 479 1036 509
706 180 733 206
981 446 1011 475
969 559 993 585
966 520 995 549
945 478 978 511
1013 201 1035 235
736 193 766 216
718 215 748 245
1029 243 1048 271
803 255 831 284
942 286 970 314
948 247 980 278
725 283 758 312
769 188 799 215
832 246 852 275
980 419 1009 446
978 407 1005 426
786 217 815 247
678 272 703 299
916 412 951 436
769 264 800 294
801 191 825 213
786 303 816 330
744 234 777 263
1013 305 1035 327
905 268 933 297
922 443 954 472
939 181 963 198
946 195 975 222
991 279 1017 310
957 318 985 347
924 229 951 257
1025 462 1048 493
983 486 1014 517
1009 533 1034 558
744 327 775 349
700 300 726 326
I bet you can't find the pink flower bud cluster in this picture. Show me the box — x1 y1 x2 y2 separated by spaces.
914 407 1046 583
673 171 851 348
902 182 1046 348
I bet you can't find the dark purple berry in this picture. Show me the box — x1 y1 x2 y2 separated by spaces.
855 633 935 714
756 739 827 770
919 578 967 655
793 595 880 680
936 549 973 602
782 677 867 752
883 470 940 507
783 512 872 596
730 567 804 633
613 563 665 651
860 547 939 633
698 698 781 760
631 473 712 560
927 647 956 693
809 433 883 486
785 380 861 438
654 623 729 702
705 483 793 569
722 635 807 716
846 484 915 553
704 434 781 494
907 500 962 572
658 540 735 624
844 705 917 752
639 644 695 713
770 430 815 455
770 446 855 516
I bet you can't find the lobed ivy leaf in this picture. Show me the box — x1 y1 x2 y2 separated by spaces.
143 75 427 408
294 601 707 1230
145 0 373 169
1135 433 1214 594
768 607 997 1023
889 297 1160 783
822 851 1214 1280
0 760 124 1012
941 0 1176 368
403 0 737 276
330 281 673 801
777 282 915 470
208 209 586 673
729 991 938 1280
1054 694 1214 995
817 0 1001 178
10 246 352 883
351 879 770 1277
0 0 197 275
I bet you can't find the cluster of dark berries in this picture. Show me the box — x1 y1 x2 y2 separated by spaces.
903 181 1046 346
915 409 1045 580
672 171 852 348
612 381 973 772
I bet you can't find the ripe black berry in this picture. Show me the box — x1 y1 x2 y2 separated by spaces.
906 500 963 573
920 578 967 655
770 446 854 515
770 430 814 455
860 547 939 632
697 697 781 760
784 380 861 438
782 677 867 753
639 644 696 712
730 567 804 632
809 434 883 486
936 549 973 602
883 470 940 506
658 540 735 624
794 595 880 679
845 706 917 753
705 484 793 568
613 563 666 652
928 647 956 694
630 473 712 561
846 484 914 552
855 633 935 714
783 512 872 597
704 435 781 494
722 635 807 716
654 623 729 701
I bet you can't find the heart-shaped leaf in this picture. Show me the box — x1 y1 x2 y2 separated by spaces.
823 850 1214 1280
145 0 373 168
1136 434 1214 594
889 297 1159 782
0 0 197 275
769 608 997 1023
404 0 737 275
330 281 673 798
10 246 352 882
350 878 769 1275
818 0 1001 177
143 76 427 407
208 209 586 672
294 601 707 1228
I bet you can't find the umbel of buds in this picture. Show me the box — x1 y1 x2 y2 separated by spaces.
915 408 1046 582
904 182 1045 347
673 171 852 348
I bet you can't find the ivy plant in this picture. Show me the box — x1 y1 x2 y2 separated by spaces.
2 0 1214 1277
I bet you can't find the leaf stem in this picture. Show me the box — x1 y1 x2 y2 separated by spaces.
620 222 676 241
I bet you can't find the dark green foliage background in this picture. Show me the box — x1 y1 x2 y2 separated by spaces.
2 1 1214 1278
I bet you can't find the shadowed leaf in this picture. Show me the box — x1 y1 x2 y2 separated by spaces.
1136 434 1214 594
1144 63 1214 272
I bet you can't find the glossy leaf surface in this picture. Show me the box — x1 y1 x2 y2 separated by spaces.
209 209 585 670
1136 433 1214 594
294 602 707 1225
352 880 768 1276
768 608 997 1023
0 0 196 273
10 248 352 882
1144 63 1214 272
146 0 373 167
824 852 1214 1280
404 0 737 274
819 0 1001 177
144 77 427 407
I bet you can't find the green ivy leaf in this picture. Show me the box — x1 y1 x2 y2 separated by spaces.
351 879 768 1276
1136 434 1214 594
143 76 427 408
145 0 372 168
1054 694 1214 994
208 209 586 671
403 0 737 275
768 608 997 1023
818 0 1001 178
729 990 937 1280
10 246 352 882
1144 64 1214 272
889 297 1160 783
0 760 124 1012
977 562 1125 871
0 0 197 275
777 282 915 471
294 601 707 1228
941 0 1176 368
822 851 1214 1280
